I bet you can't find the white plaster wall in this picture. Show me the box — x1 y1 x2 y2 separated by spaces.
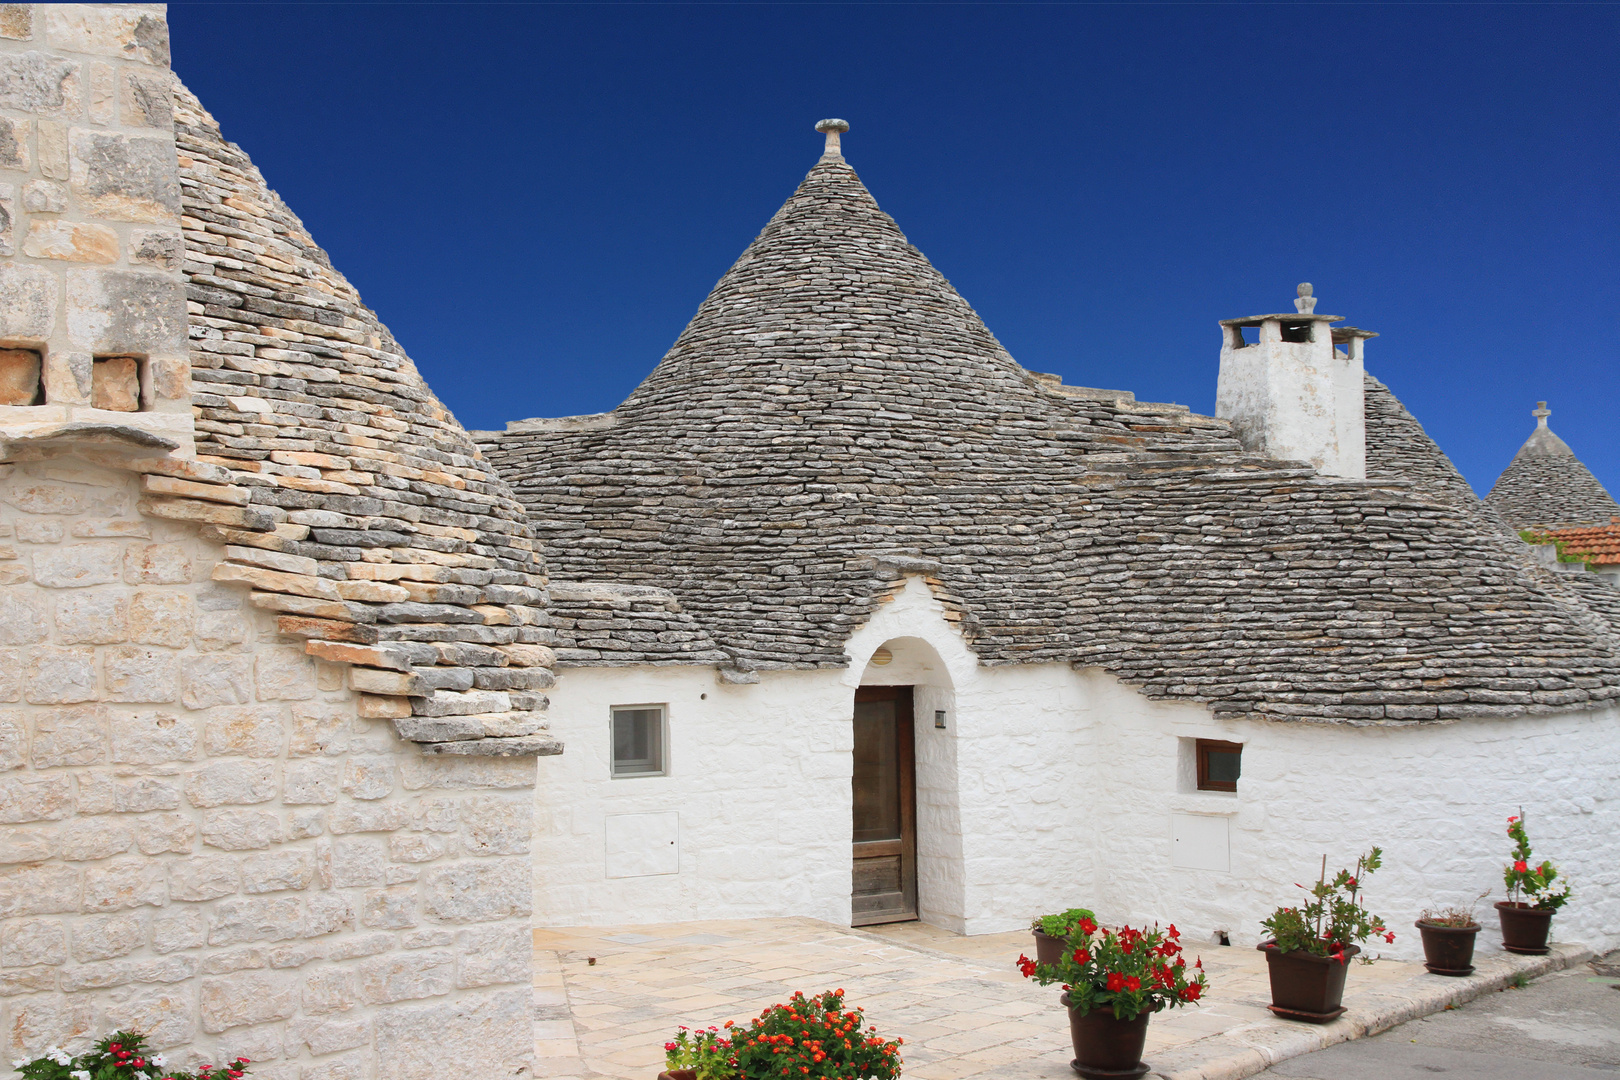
1216 319 1366 479
536 575 1620 963
530 665 853 926
1085 682 1620 963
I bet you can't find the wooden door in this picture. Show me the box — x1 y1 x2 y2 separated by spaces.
851 686 917 926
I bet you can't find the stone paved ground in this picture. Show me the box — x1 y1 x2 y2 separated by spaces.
530 918 1590 1080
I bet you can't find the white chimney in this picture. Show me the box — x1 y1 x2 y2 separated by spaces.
1214 284 1377 479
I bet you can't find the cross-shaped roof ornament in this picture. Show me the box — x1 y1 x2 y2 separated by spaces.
1534 401 1550 428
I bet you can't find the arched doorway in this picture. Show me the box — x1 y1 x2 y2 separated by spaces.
852 635 955 926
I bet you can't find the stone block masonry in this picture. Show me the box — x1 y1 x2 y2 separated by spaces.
0 3 191 451
0 457 536 1080
0 5 563 1078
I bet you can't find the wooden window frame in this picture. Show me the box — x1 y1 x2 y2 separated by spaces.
1195 739 1242 792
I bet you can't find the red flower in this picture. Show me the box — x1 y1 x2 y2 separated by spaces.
1124 976 1141 992
664 1043 677 1052
1514 860 1528 873
1181 983 1202 1002
1106 972 1125 992
1384 931 1396 944
1072 948 1090 965
1346 877 1357 890
1016 954 1037 978
1167 924 1180 940
1078 917 1097 937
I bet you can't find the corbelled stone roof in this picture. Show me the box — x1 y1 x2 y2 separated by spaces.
175 82 558 755
478 147 1620 723
1485 403 1620 530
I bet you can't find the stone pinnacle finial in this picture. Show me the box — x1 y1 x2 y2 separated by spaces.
1294 282 1317 314
816 118 850 158
1534 401 1550 428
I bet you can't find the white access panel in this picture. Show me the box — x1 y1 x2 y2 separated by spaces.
604 811 680 878
1170 813 1231 873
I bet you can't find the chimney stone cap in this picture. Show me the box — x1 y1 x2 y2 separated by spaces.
1219 313 1344 327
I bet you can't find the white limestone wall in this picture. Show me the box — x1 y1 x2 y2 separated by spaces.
1085 691 1620 963
0 459 536 1077
536 575 1620 962
531 665 853 926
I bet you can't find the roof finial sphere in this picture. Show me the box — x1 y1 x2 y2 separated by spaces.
815 119 850 159
1294 282 1317 314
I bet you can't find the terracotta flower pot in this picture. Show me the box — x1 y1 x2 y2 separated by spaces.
1258 941 1358 1022
1034 929 1067 967
1415 920 1479 976
1060 994 1157 1080
657 1071 696 1080
1495 900 1554 955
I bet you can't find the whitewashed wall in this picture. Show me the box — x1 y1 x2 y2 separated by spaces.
1088 693 1620 963
535 574 1620 961
531 665 852 926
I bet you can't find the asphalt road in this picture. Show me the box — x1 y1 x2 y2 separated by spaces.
1256 952 1620 1079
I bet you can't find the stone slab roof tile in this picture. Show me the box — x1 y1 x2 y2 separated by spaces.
476 152 1620 723
1485 403 1620 529
174 81 557 756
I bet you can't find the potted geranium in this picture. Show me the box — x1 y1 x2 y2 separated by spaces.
1030 906 1096 967
1017 917 1208 1080
1496 814 1570 955
1259 849 1393 1023
13 1030 249 1080
660 1024 736 1080
1414 905 1481 976
662 990 902 1080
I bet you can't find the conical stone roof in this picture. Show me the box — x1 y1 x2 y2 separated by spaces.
480 142 1620 724
1485 403 1620 529
174 82 558 754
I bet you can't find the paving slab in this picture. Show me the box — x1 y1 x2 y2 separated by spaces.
531 918 1591 1080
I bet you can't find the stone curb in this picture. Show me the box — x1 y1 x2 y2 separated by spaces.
1145 943 1593 1080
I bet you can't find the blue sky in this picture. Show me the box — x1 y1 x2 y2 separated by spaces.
170 3 1619 497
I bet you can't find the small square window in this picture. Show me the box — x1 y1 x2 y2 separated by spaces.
1196 739 1242 792
611 706 666 778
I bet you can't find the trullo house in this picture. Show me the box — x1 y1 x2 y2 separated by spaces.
476 122 1620 956
0 11 1616 1078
